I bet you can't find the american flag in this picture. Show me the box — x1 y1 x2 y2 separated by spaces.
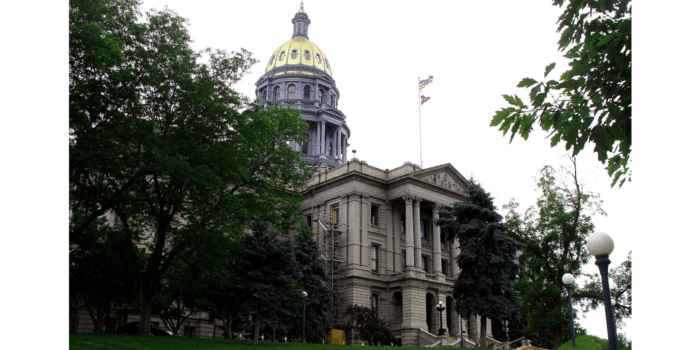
421 95 430 104
419 75 434 90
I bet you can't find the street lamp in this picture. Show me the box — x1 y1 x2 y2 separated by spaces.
460 315 464 348
611 300 619 350
302 291 308 343
562 273 576 348
586 232 618 350
436 301 446 336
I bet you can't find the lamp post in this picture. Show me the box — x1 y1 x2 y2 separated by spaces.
436 301 446 336
611 300 619 350
562 273 576 348
586 232 618 350
460 316 464 348
302 291 308 343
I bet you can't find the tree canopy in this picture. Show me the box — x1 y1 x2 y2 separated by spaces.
438 180 521 345
502 159 606 348
490 0 631 187
69 0 310 335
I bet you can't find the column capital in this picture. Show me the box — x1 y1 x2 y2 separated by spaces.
432 204 442 215
413 197 422 207
402 194 414 203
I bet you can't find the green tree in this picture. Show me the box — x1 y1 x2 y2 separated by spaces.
580 250 632 331
437 180 521 346
289 232 333 343
502 159 605 348
228 224 302 345
70 0 310 335
69 216 139 333
491 0 631 187
343 305 397 346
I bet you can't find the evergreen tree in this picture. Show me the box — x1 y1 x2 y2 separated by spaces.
438 180 521 345
289 232 333 342
228 224 302 345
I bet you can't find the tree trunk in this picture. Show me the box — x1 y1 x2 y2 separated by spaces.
480 315 487 349
223 314 233 339
552 323 564 349
138 277 157 335
253 312 262 345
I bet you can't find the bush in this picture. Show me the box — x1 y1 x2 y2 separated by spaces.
557 335 609 350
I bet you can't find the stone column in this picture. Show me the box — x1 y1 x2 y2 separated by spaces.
336 128 341 158
320 120 326 156
451 237 460 278
403 195 415 268
339 195 348 265
393 202 402 270
347 192 361 266
360 194 369 267
385 201 394 272
413 197 422 270
432 205 443 275
316 122 321 156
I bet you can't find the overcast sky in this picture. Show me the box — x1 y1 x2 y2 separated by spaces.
137 0 633 339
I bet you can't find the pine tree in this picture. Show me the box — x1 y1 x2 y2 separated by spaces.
438 181 521 345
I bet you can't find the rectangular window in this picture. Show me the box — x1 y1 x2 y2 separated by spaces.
422 255 430 273
371 293 380 317
332 205 339 225
371 204 379 226
440 228 446 243
306 215 312 228
420 220 427 239
402 250 406 270
371 244 379 272
185 325 196 337
442 259 448 276
401 214 406 234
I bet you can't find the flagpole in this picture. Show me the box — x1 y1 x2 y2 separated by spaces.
418 77 423 168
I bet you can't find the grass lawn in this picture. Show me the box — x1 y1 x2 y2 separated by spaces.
71 333 501 350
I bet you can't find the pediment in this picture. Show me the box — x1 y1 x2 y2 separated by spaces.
411 164 470 193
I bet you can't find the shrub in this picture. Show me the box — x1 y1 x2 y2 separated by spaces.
557 335 610 350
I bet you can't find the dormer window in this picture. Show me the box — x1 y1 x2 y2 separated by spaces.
316 53 322 63
279 51 286 61
304 50 310 61
291 49 298 59
325 58 331 69
269 55 275 66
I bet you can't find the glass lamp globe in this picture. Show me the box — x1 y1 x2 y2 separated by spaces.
611 300 617 306
302 291 308 298
562 273 575 285
586 232 614 256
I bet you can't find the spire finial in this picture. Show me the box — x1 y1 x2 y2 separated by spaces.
292 2 310 39
299 2 305 13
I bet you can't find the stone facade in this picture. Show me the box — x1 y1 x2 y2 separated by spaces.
301 159 492 346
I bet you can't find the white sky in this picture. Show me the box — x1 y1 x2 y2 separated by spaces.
136 0 631 340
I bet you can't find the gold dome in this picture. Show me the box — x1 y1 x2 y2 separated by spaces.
264 38 332 76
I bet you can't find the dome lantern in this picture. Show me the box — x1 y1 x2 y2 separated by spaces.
292 2 311 39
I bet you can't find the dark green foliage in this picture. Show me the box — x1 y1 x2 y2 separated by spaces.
70 0 310 335
557 334 631 350
70 216 139 333
503 160 604 348
288 232 333 343
227 224 302 345
491 0 632 188
437 180 521 345
343 305 397 346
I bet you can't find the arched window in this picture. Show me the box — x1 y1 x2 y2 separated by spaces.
331 94 336 107
291 49 298 59
261 89 267 101
303 86 310 100
274 87 280 100
318 89 323 102
288 85 295 99
301 141 308 154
